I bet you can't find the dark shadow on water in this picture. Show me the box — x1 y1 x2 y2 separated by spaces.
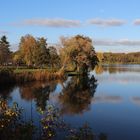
0 85 15 100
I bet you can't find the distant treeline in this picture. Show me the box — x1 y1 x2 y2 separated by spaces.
97 52 140 64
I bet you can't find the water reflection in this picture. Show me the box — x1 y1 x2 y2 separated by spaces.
1 64 140 140
94 95 122 104
0 85 14 100
95 64 140 74
20 81 57 111
95 65 104 74
59 75 98 115
1 77 100 115
131 97 140 105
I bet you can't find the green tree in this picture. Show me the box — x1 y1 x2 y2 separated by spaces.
60 35 98 74
35 37 50 67
48 46 60 69
0 36 11 65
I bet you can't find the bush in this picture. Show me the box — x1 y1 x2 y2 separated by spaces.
0 99 35 140
0 68 15 85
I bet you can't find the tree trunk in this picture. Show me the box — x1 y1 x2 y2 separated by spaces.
82 64 88 76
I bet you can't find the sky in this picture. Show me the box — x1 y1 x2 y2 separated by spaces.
1 0 140 52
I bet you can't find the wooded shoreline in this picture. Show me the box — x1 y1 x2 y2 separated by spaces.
97 52 140 64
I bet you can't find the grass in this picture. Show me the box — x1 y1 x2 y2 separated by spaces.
13 67 60 73
14 69 39 73
15 70 65 83
0 67 66 84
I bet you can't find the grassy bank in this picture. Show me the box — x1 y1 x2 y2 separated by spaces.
0 68 65 85
15 70 65 83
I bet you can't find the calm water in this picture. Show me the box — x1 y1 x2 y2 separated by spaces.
1 64 140 140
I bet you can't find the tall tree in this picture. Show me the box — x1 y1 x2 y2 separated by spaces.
19 35 37 66
0 36 11 65
19 35 49 67
35 37 50 67
60 35 98 74
12 50 24 66
48 46 60 69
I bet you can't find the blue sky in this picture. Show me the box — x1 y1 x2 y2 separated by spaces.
1 0 140 52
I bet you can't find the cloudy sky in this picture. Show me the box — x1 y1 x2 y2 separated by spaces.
1 0 140 52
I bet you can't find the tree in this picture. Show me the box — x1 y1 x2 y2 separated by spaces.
19 35 37 66
97 52 104 62
60 35 98 74
48 46 60 69
0 36 11 65
19 35 49 67
12 51 24 66
35 37 50 67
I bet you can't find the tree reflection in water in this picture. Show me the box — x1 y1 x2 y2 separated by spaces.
0 98 108 140
0 85 14 100
20 81 57 111
66 123 107 140
59 75 98 114
0 77 109 140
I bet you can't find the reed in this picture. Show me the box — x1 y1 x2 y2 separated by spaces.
0 68 66 85
15 69 66 83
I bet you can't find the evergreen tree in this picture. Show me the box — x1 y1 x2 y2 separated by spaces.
35 37 50 67
0 36 10 65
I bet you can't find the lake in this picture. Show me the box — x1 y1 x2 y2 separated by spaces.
1 64 140 140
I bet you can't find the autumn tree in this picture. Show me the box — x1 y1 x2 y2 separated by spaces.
19 35 37 66
97 52 104 62
19 35 49 67
12 51 24 66
0 36 11 65
48 46 60 69
60 35 98 74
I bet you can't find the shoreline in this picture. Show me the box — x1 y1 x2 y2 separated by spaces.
0 68 65 85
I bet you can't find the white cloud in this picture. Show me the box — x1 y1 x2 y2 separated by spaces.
13 18 81 28
94 38 140 46
88 18 126 27
133 19 140 25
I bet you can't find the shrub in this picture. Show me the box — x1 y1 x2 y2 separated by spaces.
0 68 15 85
